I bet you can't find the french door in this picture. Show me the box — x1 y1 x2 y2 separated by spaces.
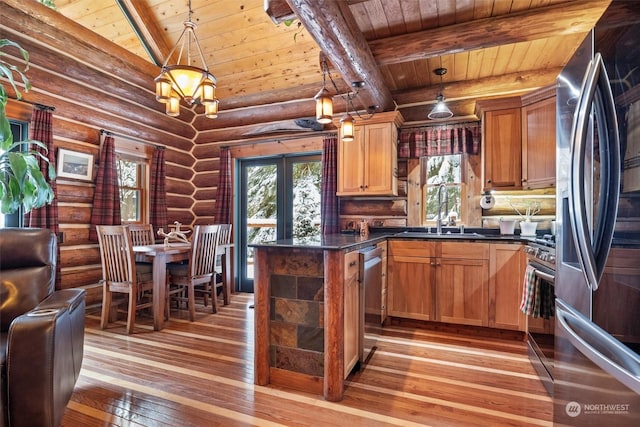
237 154 321 292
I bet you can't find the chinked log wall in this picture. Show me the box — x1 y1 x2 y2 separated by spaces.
0 1 222 305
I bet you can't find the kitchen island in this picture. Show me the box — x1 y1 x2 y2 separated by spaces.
251 229 529 401
251 233 388 401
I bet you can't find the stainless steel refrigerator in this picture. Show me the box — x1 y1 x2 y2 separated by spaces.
555 1 640 425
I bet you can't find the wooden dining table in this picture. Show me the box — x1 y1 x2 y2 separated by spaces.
133 242 235 331
133 243 191 331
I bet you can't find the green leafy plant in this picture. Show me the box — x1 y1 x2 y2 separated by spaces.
0 38 55 214
284 18 304 43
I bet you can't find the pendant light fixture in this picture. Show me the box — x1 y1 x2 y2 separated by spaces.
155 0 219 118
341 93 355 142
313 57 376 141
315 58 334 124
428 67 453 120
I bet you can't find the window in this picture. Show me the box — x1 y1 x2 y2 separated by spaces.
0 121 27 227
116 155 146 222
424 154 463 225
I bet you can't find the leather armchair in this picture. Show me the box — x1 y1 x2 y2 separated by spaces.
0 228 86 427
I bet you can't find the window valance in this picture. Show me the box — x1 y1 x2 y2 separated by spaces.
398 122 480 158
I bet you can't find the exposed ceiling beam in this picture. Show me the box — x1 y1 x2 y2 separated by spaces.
393 68 563 107
368 0 611 66
284 0 395 112
116 0 173 66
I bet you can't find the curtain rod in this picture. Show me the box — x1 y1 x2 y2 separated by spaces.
8 96 55 111
100 129 164 149
221 131 337 149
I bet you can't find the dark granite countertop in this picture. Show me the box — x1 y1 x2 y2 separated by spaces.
249 233 391 251
249 227 539 251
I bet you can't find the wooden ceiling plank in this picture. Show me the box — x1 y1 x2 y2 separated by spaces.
285 0 395 112
369 0 610 67
398 1 424 33
117 0 174 66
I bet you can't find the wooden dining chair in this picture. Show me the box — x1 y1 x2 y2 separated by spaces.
127 223 155 282
166 224 220 320
96 225 154 334
128 223 155 246
201 223 232 308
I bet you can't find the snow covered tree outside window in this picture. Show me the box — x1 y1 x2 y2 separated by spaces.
424 154 462 224
291 161 321 239
245 161 321 244
117 157 145 222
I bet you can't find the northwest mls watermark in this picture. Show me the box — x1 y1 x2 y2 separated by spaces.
565 401 631 417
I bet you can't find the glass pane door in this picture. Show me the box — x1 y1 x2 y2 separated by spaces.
238 154 321 292
291 159 321 241
239 161 280 292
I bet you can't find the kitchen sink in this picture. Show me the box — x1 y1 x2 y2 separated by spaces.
396 231 487 239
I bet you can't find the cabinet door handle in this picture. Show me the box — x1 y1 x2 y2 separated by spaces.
349 261 357 267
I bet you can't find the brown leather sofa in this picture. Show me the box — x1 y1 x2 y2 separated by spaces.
0 228 86 427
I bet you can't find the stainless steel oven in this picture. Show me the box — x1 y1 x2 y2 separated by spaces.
523 236 556 397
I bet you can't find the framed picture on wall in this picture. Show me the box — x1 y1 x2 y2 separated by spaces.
57 149 94 181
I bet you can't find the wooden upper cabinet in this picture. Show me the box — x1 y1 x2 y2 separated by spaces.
337 111 403 196
477 98 522 191
521 87 557 189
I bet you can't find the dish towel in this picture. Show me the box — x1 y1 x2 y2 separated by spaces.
520 264 538 316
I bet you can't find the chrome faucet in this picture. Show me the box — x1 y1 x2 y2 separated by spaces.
436 183 448 235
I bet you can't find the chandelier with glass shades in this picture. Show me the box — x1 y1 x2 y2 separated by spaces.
154 0 219 118
314 57 376 141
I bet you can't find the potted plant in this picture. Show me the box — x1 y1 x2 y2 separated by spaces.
0 38 54 215
508 198 541 236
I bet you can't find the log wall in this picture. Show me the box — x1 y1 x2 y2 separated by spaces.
0 1 215 305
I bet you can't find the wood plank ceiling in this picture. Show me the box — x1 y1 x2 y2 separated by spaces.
53 0 612 141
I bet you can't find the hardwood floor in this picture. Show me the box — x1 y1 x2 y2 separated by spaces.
62 293 553 426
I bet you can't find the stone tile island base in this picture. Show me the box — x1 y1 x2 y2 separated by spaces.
254 246 346 401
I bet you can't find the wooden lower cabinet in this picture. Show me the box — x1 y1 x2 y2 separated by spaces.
437 258 489 327
388 241 437 321
388 240 526 330
436 242 489 326
344 250 360 378
489 243 527 331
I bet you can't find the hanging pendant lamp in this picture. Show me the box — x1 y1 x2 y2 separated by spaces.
428 67 453 120
315 59 334 124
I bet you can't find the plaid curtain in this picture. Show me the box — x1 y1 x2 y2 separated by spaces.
213 147 232 224
321 134 339 235
398 122 481 158
149 146 168 232
26 106 61 289
88 135 121 241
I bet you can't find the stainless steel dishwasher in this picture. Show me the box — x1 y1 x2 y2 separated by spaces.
359 245 383 364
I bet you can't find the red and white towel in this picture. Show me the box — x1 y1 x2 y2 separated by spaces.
520 264 538 316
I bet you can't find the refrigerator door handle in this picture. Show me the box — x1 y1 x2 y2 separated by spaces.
568 53 620 291
569 55 599 291
556 299 640 394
